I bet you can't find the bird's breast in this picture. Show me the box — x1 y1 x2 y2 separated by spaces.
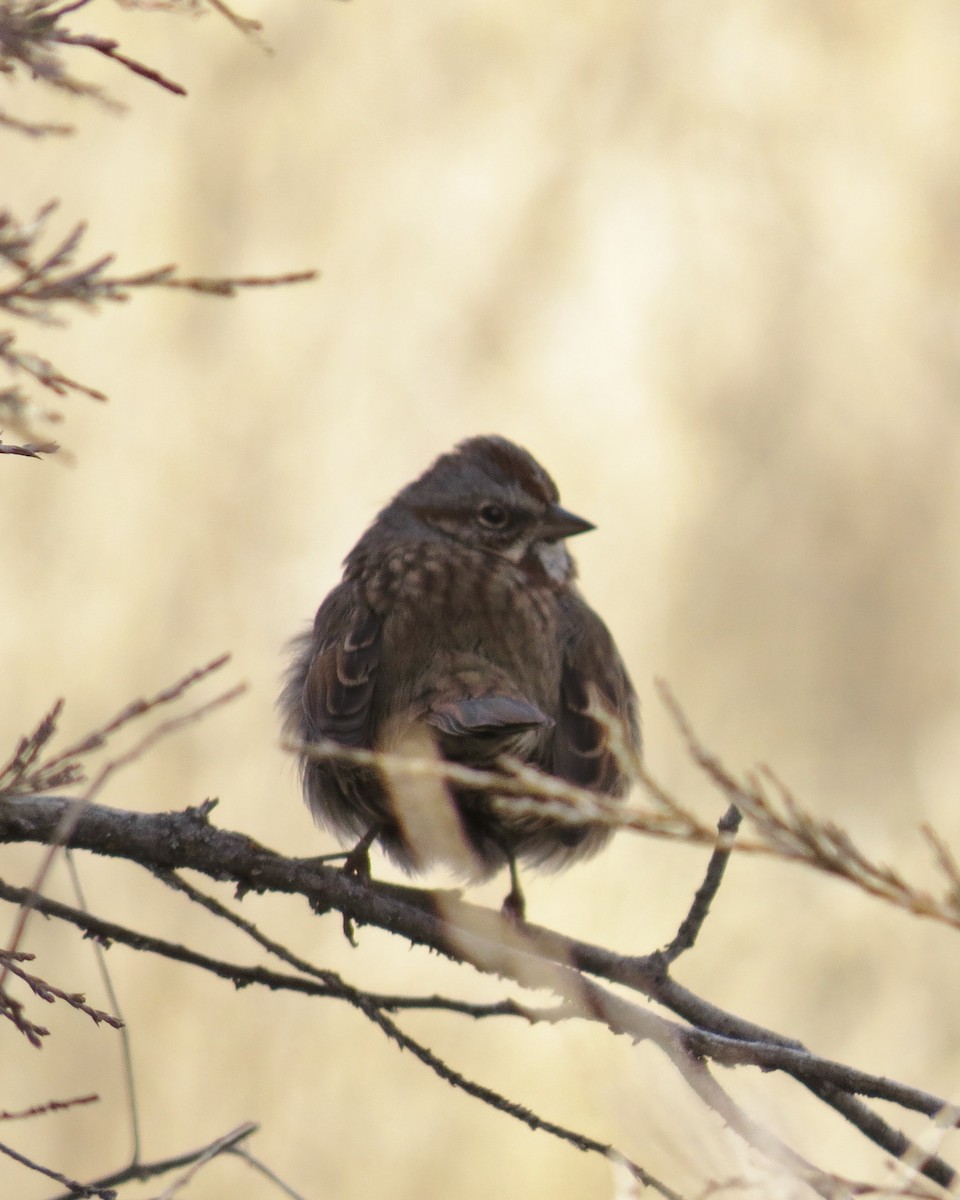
362 542 565 720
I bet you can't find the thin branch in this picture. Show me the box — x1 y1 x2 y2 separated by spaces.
0 432 59 457
0 107 73 137
0 655 243 1005
0 698 68 795
0 1136 115 1199
54 32 186 96
144 869 561 1021
45 1122 259 1200
0 0 280 142
131 267 319 295
656 681 960 929
223 1145 309 1200
0 947 123 1045
0 0 118 116
0 203 318 319
286 683 960 932
0 950 49 1044
659 803 742 964
1 202 317 452
152 1121 256 1200
33 653 238 782
0 1094 99 1120
66 852 141 1164
358 998 686 1200
203 0 268 47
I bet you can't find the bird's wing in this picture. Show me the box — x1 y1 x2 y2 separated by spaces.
426 694 552 738
298 586 383 748
552 595 639 794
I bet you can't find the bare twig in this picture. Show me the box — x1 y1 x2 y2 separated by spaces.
0 1136 115 1198
0 203 320 320
0 947 122 1045
0 0 281 141
1 202 318 452
0 0 118 118
53 31 186 95
66 852 142 1163
286 681 960 935
0 432 59 456
659 803 742 964
222 1145 309 1200
0 108 73 137
45 1122 261 1200
203 0 267 46
152 1121 256 1200
0 1093 99 1120
0 656 244 1006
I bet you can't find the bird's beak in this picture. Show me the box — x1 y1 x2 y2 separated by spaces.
541 504 596 541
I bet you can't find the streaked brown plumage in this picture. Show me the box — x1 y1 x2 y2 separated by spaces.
281 436 639 901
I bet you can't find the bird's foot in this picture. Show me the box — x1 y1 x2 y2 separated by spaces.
342 825 380 879
500 852 527 922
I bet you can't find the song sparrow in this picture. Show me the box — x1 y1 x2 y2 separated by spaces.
281 435 639 910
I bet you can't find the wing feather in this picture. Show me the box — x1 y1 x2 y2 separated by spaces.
553 594 639 794
426 695 551 738
297 587 382 748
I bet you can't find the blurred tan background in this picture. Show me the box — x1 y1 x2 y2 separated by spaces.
4 1 960 1196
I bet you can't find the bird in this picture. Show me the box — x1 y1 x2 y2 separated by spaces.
280 435 639 915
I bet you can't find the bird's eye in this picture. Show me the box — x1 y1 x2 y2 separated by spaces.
477 502 509 529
